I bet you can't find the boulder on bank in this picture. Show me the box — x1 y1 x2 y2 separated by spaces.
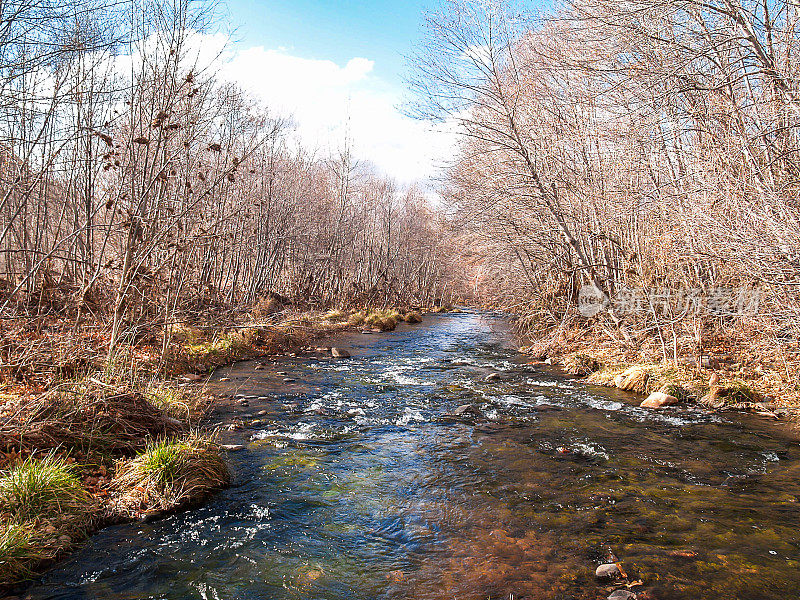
640 391 679 409
330 348 351 358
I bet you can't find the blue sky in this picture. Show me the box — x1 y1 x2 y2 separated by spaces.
222 0 431 90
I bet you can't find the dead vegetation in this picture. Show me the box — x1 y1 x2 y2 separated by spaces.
0 383 184 459
525 318 790 413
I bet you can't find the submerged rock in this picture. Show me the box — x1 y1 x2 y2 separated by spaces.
608 591 636 600
595 563 622 580
640 391 679 409
485 373 502 382
331 348 351 358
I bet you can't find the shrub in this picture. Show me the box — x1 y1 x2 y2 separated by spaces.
402 311 423 323
0 454 92 522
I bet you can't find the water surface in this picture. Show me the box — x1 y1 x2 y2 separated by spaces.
24 312 800 599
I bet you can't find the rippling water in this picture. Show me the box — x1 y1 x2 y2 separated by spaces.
24 312 800 600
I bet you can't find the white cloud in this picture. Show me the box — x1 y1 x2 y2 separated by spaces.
214 41 457 185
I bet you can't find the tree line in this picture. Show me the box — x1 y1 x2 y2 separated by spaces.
415 0 800 363
0 0 459 355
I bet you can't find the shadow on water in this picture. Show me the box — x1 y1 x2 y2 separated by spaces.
22 312 800 600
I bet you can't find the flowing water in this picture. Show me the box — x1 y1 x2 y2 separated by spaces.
23 312 800 600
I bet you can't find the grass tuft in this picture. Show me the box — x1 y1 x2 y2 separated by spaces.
112 435 230 516
402 311 423 324
562 353 602 376
0 521 41 584
0 454 92 522
323 309 348 323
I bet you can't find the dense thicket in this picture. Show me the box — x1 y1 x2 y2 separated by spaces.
0 0 457 354
416 0 800 364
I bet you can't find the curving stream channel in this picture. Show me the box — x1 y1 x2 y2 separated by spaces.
24 312 800 600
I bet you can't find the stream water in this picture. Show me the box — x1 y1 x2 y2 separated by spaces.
23 312 800 600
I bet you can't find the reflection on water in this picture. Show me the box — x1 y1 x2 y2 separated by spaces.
24 313 800 600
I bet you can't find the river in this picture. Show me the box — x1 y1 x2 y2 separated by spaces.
23 312 800 600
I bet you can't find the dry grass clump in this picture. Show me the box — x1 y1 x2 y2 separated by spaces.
145 384 208 424
322 309 348 323
587 363 708 401
249 295 285 319
174 325 312 373
347 310 369 327
0 384 183 457
346 308 424 330
349 308 403 331
112 435 230 517
0 454 95 586
562 353 602 376
165 323 204 345
401 311 423 324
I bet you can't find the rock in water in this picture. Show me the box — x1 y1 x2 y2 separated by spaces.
485 373 502 382
453 404 481 416
595 563 622 580
331 348 351 358
640 391 679 409
221 444 245 452
608 591 637 600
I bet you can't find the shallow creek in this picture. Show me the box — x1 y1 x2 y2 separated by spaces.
23 312 800 600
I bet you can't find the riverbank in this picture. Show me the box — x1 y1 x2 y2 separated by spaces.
520 320 800 419
0 305 433 591
20 310 800 600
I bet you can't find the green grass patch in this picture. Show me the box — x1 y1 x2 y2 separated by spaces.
0 521 42 584
718 380 759 404
112 435 230 515
0 454 92 522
